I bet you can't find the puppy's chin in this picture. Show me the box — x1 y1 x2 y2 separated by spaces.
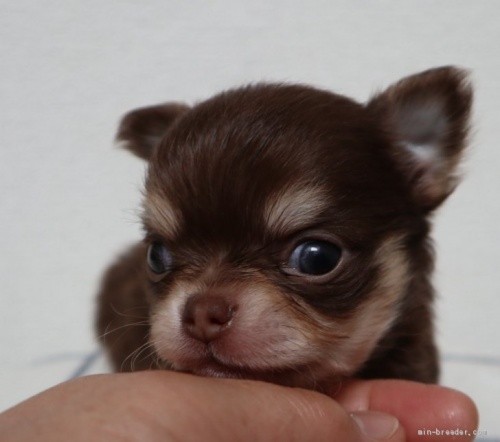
170 359 345 391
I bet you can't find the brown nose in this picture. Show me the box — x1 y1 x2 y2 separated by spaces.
182 294 236 343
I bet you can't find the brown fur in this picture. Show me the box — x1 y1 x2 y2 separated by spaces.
96 67 472 391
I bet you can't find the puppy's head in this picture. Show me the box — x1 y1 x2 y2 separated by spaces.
117 67 472 389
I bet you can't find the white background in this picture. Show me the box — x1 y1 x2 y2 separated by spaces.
1 0 499 438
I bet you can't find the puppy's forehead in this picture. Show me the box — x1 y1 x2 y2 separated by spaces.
144 84 409 243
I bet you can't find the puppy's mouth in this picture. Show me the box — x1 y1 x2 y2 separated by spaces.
173 360 305 387
171 350 282 381
174 359 267 380
168 349 341 391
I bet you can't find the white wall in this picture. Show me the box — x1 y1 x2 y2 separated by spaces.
1 0 499 436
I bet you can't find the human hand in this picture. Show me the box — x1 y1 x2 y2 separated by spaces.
0 371 478 442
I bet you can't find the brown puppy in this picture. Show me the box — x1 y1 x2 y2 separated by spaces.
96 67 472 392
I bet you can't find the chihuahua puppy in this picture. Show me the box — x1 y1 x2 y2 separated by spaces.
96 67 472 391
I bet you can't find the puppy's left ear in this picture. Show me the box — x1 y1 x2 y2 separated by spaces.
367 66 473 212
116 103 190 161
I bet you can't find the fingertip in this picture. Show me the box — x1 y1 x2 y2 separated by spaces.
439 387 479 437
350 411 405 441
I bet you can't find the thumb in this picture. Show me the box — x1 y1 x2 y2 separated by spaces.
229 386 405 442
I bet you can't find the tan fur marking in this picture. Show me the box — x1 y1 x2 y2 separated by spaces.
143 192 180 238
263 184 328 236
328 235 409 372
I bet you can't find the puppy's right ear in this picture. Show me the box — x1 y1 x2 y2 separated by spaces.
116 103 190 160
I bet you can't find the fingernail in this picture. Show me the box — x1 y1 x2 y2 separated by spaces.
350 411 399 440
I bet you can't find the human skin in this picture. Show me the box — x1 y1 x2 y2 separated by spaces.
0 371 478 442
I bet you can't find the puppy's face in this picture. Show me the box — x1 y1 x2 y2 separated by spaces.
118 67 471 389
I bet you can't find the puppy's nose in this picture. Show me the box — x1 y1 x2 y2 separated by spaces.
182 294 236 342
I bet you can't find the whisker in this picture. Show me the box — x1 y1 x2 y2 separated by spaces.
131 343 154 371
109 302 150 320
97 320 150 342
122 341 154 372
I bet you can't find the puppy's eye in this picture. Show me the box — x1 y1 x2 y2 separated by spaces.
288 240 341 276
147 242 173 274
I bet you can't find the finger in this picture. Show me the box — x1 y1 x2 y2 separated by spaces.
334 379 478 442
1 373 405 442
